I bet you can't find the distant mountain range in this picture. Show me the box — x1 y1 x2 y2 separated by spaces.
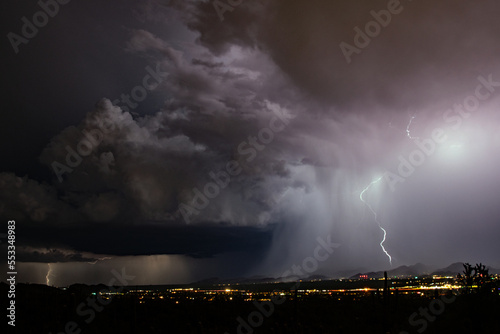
343 262 500 280
24 262 497 290
189 262 500 286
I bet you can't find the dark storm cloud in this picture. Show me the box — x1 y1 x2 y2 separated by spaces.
30 17 311 227
0 172 80 223
3 0 500 285
16 222 275 259
1 0 159 178
182 0 500 111
36 95 301 225
14 247 99 263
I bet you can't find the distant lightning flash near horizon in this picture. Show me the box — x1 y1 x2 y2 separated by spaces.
46 263 53 286
360 176 393 266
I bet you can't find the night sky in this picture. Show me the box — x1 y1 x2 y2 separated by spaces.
2 0 500 286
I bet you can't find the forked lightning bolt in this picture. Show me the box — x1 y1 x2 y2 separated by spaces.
360 176 393 266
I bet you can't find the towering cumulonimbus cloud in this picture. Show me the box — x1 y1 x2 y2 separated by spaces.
2 0 500 285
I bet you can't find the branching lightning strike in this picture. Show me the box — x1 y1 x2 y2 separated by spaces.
87 256 113 265
406 114 419 140
360 114 417 266
360 176 393 266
